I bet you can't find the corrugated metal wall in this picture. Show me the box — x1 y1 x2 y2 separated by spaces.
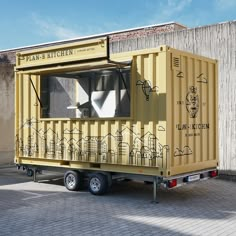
111 21 236 174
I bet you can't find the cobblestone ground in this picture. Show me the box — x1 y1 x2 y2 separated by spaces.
0 167 236 236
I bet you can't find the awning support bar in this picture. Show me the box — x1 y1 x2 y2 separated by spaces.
29 75 43 108
108 59 132 67
117 68 130 101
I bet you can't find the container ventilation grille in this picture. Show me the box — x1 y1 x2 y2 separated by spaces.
172 54 181 69
173 57 180 68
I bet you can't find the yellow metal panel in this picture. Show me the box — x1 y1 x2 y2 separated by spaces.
15 44 218 177
16 38 108 69
215 61 219 166
167 48 218 176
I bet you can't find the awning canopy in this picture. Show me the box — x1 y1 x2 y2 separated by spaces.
15 59 132 75
15 36 132 75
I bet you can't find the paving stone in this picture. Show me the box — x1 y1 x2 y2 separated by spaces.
0 167 236 235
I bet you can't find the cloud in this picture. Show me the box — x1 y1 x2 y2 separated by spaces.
31 13 79 40
166 0 192 15
214 0 236 10
149 0 192 23
158 126 166 131
64 128 82 135
174 146 192 157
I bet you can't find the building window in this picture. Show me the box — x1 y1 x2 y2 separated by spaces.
40 67 131 118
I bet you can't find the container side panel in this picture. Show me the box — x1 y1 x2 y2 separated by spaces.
134 53 167 170
15 73 20 159
15 50 168 176
186 57 194 166
183 56 192 165
168 49 218 176
156 52 168 171
193 59 201 164
201 61 208 162
208 63 217 162
172 56 181 167
31 75 40 159
54 120 62 160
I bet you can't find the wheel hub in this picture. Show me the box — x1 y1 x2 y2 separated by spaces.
90 177 101 192
66 174 76 188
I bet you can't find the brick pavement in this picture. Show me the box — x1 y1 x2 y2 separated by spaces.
0 167 236 236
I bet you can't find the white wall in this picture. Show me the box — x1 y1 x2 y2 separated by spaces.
0 64 14 165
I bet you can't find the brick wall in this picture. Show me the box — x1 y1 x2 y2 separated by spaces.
109 23 185 42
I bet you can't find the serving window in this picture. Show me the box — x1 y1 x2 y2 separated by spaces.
40 67 131 119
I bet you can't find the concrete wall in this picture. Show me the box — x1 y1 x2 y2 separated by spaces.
111 21 236 174
0 64 14 165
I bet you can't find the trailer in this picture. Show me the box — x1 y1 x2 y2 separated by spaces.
14 37 218 200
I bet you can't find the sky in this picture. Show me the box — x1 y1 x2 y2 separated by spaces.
0 0 235 50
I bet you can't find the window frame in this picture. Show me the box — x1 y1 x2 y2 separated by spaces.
39 65 134 121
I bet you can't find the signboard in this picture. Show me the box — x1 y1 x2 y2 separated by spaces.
16 37 108 69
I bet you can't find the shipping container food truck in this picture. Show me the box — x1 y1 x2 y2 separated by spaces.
15 37 218 200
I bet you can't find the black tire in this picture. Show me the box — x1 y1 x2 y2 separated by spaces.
64 170 83 191
88 173 108 195
26 168 34 177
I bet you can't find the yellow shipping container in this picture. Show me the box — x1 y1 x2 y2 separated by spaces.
15 38 218 197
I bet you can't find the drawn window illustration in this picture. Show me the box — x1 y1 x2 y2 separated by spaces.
40 67 131 118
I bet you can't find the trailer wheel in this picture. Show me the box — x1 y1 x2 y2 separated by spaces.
26 168 34 177
88 173 108 195
64 170 83 191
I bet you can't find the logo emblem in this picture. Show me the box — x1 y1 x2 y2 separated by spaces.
186 86 199 118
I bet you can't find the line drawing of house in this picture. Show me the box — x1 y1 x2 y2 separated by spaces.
64 128 82 134
18 118 168 167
